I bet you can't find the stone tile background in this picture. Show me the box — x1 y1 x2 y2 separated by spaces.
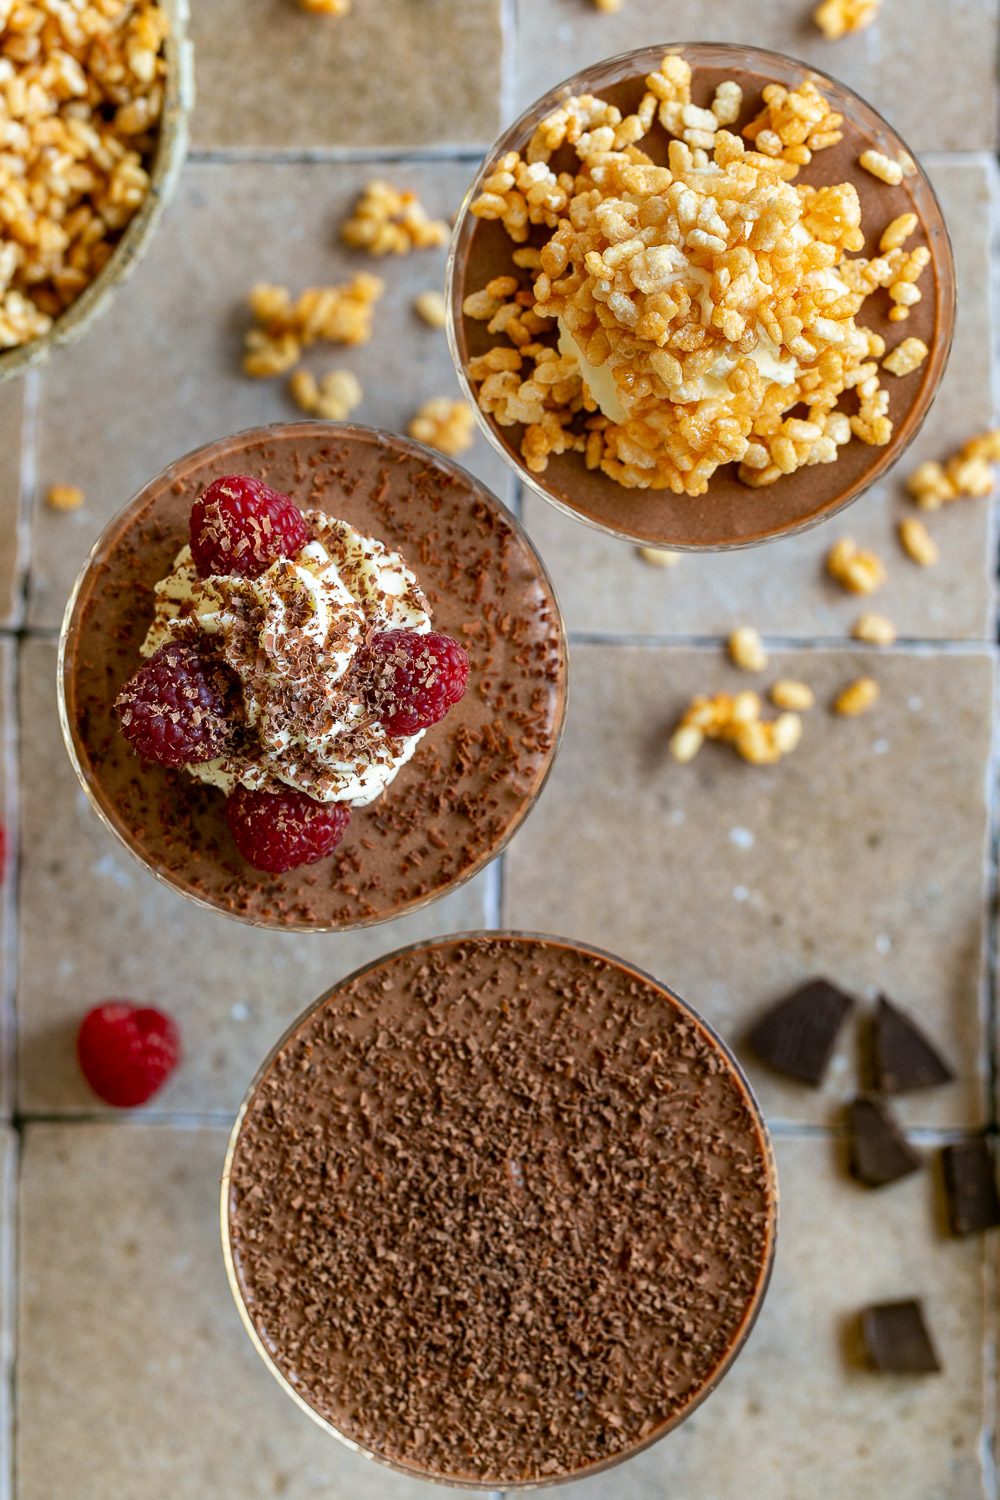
2 2 999 1498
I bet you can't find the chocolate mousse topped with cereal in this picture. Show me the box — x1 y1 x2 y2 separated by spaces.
0 0 172 354
451 44 954 547
61 424 567 930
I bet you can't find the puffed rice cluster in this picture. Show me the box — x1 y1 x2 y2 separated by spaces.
669 690 804 766
242 275 383 378
813 0 882 40
464 55 931 497
408 396 475 457
341 180 449 257
906 430 1000 509
0 0 170 349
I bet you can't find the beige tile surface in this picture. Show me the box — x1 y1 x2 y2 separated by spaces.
0 640 14 1123
190 0 504 151
522 159 996 644
0 1128 14 1500
0 379 26 630
27 159 515 631
16 1123 484 1500
557 1135 992 1500
504 643 993 1129
514 0 1000 153
17 638 492 1117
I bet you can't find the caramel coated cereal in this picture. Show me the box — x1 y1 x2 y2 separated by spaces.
670 690 802 766
852 612 897 646
770 679 815 711
414 291 448 329
826 537 887 594
45 484 85 513
289 369 363 422
242 276 383 378
883 338 929 378
907 431 1000 510
728 626 768 673
814 0 882 38
342 182 449 257
898 516 938 566
409 398 476 457
833 677 879 716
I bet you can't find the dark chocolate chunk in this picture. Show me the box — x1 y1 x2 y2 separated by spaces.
747 979 853 1086
861 1300 941 1374
941 1139 1000 1236
847 1096 921 1187
872 996 954 1094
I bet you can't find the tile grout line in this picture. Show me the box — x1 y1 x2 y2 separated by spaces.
0 1130 14 1500
186 145 489 167
498 0 519 127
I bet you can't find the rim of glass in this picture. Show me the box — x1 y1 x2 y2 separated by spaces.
0 0 194 383
221 929 779 1492
446 40 957 552
56 422 569 933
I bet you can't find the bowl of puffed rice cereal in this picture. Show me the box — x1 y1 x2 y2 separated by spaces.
0 0 193 379
447 43 955 550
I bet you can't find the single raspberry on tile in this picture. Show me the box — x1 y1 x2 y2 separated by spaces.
362 629 469 737
77 1002 180 1108
115 641 234 767
189 474 309 579
225 785 351 873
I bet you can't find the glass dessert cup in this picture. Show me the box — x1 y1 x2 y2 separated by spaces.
447 42 956 551
0 0 193 383
58 423 567 932
222 932 779 1491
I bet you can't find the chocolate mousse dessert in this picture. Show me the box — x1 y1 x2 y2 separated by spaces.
59 425 566 929
223 934 777 1488
449 43 955 548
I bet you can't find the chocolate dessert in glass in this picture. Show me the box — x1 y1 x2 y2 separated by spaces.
223 932 778 1489
448 43 955 550
59 424 567 931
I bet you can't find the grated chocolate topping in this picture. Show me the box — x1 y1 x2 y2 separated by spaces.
227 936 776 1485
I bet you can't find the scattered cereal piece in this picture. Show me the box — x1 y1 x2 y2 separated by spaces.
770 680 815 711
668 724 704 763
670 690 802 766
0 1 171 351
853 612 897 646
409 398 476 457
834 677 879 717
880 213 919 253
907 431 1000 509
898 516 938 567
637 547 681 567
859 149 904 187
883 338 929 378
728 626 768 673
414 291 448 329
46 484 85 514
826 538 887 595
813 0 882 38
592 0 623 9
342 182 449 257
289 368 364 422
300 0 350 10
242 276 383 378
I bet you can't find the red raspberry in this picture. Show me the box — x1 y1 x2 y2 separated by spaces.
115 640 233 767
225 785 351 873
362 629 469 737
189 474 310 579
77 1002 181 1108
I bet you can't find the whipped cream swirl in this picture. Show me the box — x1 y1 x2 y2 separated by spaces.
142 510 431 805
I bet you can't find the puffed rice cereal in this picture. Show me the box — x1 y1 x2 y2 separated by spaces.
852 611 896 645
300 0 350 11
906 430 1000 510
464 53 930 497
636 546 680 566
409 397 476 457
833 676 879 716
898 515 938 566
814 0 882 39
0 0 170 350
289 368 363 421
414 290 448 328
728 626 768 672
669 689 802 766
45 483 85 512
770 679 815 711
242 276 383 378
341 181 449 257
826 537 887 594
883 337 929 378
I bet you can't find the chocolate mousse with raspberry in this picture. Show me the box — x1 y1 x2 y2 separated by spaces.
449 43 954 548
60 424 566 929
224 934 777 1487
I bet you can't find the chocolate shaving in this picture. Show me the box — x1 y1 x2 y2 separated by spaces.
871 995 954 1094
847 1096 920 1188
747 978 854 1086
861 1300 941 1374
940 1140 1000 1236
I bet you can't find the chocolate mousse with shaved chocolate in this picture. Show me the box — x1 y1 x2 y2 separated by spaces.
449 43 954 548
224 934 777 1487
59 424 566 930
